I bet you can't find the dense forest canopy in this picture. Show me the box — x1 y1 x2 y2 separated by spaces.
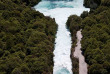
0 0 57 74
0 0 110 74
67 0 110 74
66 15 82 74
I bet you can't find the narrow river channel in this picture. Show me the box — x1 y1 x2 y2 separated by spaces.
34 0 89 74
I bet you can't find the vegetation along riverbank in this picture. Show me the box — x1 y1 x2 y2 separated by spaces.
0 0 57 74
67 0 110 74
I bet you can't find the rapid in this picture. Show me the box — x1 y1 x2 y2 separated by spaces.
34 0 89 74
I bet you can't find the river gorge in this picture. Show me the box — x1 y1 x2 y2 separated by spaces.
34 0 89 74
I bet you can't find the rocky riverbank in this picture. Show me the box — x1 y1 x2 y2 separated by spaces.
68 0 110 74
66 15 82 74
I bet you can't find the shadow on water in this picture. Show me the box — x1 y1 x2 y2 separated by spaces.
55 68 70 74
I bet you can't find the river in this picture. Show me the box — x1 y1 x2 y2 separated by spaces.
34 0 89 74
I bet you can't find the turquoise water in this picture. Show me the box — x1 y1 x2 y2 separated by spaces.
36 1 74 10
55 68 70 74
34 0 89 74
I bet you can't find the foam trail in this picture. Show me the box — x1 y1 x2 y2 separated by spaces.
34 0 89 74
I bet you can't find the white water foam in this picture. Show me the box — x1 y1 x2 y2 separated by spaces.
34 0 89 74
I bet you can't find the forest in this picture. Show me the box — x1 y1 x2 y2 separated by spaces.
0 0 57 74
66 15 82 74
67 0 110 74
1 0 110 74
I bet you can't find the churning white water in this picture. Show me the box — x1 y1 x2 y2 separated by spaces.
34 0 89 74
